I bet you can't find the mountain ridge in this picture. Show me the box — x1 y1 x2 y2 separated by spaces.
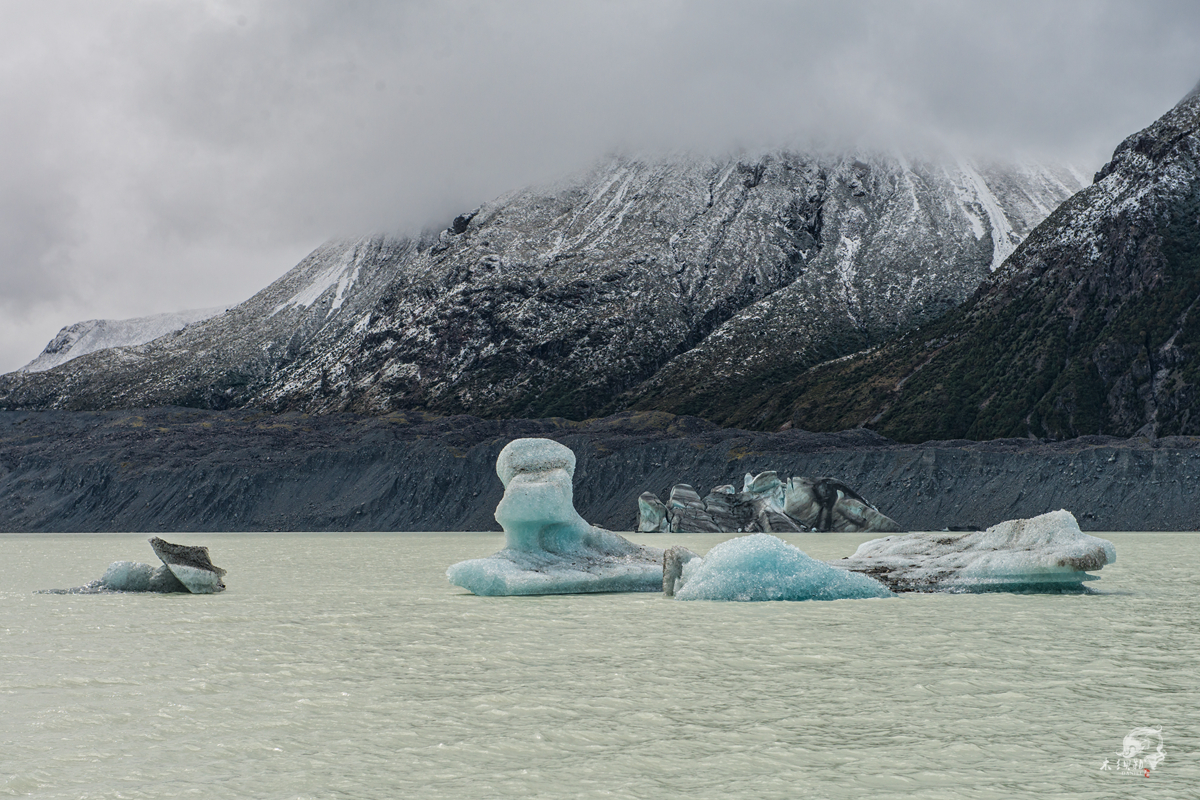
20 307 228 374
755 85 1200 441
0 151 1080 421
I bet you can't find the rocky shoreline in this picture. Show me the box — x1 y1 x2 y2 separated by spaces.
2 408 1198 533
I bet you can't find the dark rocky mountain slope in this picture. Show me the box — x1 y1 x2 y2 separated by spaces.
0 153 1079 420
749 84 1200 442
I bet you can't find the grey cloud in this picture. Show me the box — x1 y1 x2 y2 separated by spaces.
1 0 1199 371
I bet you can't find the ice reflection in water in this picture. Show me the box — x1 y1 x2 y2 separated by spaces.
2 531 1198 799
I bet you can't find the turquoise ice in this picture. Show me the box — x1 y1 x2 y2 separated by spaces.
447 438 663 595
673 533 893 601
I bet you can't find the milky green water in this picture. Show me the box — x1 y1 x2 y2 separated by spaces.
1 532 1197 799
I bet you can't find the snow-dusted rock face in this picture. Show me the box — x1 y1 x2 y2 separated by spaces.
2 238 407 410
21 308 226 373
624 157 1084 424
771 83 1200 441
447 438 663 596
834 510 1115 593
0 152 1080 421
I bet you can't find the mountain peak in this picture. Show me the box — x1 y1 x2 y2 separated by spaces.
1092 80 1200 184
1185 77 1200 104
774 87 1200 442
0 151 1082 421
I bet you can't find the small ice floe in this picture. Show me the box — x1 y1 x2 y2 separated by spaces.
446 438 663 596
833 509 1115 593
663 534 893 601
39 538 226 594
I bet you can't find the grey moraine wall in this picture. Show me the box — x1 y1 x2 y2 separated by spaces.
1 409 1198 533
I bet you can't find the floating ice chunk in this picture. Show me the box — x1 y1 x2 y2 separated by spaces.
742 471 804 532
164 564 225 593
637 492 669 532
702 485 744 531
639 472 898 534
101 561 188 592
784 477 901 533
149 537 227 593
447 439 664 595
101 561 155 591
667 484 721 532
835 509 1115 592
673 533 893 601
662 546 700 596
39 539 224 594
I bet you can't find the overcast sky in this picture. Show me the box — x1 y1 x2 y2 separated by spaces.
2 0 1199 372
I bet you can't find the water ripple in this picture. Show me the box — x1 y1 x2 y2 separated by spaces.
1 531 1197 798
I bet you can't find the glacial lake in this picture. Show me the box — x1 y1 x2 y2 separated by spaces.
2 531 1198 799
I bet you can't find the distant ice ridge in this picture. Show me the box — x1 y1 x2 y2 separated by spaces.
835 510 1115 592
670 534 894 602
447 438 663 595
21 307 226 373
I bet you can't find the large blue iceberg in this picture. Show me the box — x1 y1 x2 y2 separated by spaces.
447 438 664 595
670 533 894 601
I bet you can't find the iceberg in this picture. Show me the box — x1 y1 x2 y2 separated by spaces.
100 560 189 592
784 477 902 533
834 509 1115 592
637 491 669 532
148 537 227 593
671 533 894 601
39 538 227 594
637 471 900 534
700 485 744 531
447 438 664 595
662 545 701 597
667 484 722 533
742 471 805 533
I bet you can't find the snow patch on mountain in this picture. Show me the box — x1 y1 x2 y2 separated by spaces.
271 246 361 316
22 308 227 373
955 158 1019 271
0 150 1084 421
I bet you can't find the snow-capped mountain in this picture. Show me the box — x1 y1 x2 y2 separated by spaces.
0 150 1082 418
20 308 227 373
758 83 1200 441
